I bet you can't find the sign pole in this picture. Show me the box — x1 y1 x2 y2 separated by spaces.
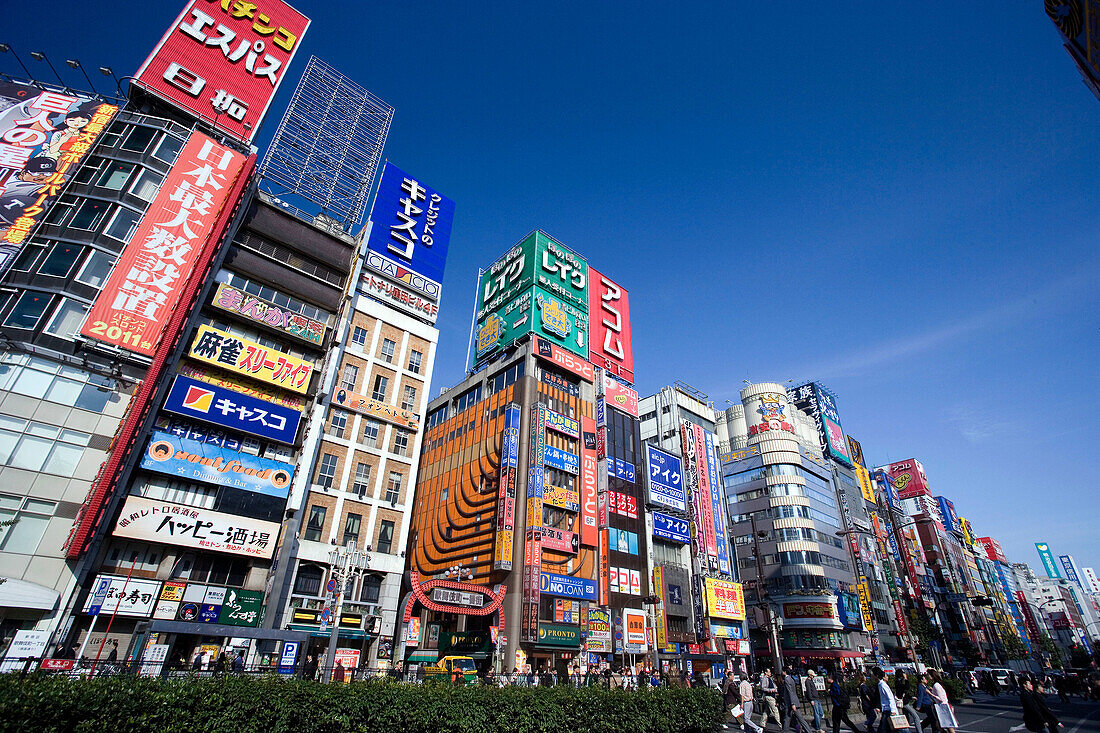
91 557 138 670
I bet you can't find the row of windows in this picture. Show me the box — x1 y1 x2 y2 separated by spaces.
0 493 58 555
0 353 114 414
733 526 844 549
235 230 346 289
0 415 90 477
137 474 285 524
348 327 424 375
215 270 332 324
303 504 396 555
454 386 481 414
338 364 418 410
731 504 840 528
315 452 404 502
325 409 413 456
292 563 383 603
487 361 525 395
11 239 116 285
1 290 95 343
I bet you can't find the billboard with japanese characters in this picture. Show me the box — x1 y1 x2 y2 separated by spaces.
645 444 686 512
81 133 247 356
163 375 301 443
187 324 313 394
704 578 746 621
0 83 118 273
81 575 162 617
113 495 279 558
212 283 326 345
787 382 852 466
363 162 455 288
587 267 634 384
134 0 310 142
141 430 293 498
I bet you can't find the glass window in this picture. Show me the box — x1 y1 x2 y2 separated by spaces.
37 242 82 277
104 207 141 242
351 326 367 346
362 420 380 447
303 506 327 543
120 126 158 152
3 290 54 329
407 349 423 373
359 575 382 603
384 472 402 503
328 409 348 438
342 513 361 547
341 364 358 391
380 338 396 363
152 134 184 163
96 161 135 190
43 200 74 226
10 243 45 272
377 519 395 554
293 563 323 595
0 495 55 554
316 453 338 489
352 462 372 497
73 156 103 184
70 198 111 231
43 299 88 340
371 375 388 402
129 169 163 202
401 385 417 411
391 430 410 457
75 249 116 288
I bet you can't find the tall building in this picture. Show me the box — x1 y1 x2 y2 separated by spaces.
398 231 653 677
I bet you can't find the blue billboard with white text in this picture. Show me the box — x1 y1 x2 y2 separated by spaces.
364 162 454 285
163 376 301 444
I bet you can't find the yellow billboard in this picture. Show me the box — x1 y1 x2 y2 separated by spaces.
187 324 313 394
704 578 746 621
856 465 877 504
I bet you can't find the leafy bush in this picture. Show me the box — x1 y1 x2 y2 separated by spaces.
941 678 967 703
0 674 726 733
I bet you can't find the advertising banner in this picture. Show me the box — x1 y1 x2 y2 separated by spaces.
542 527 578 554
653 512 690 544
178 363 304 411
163 375 301 443
81 133 246 355
494 404 521 571
522 405 546 642
539 572 597 601
543 483 580 512
608 528 639 555
609 491 638 519
704 579 746 620
0 83 118 268
885 459 931 499
1059 554 1082 585
587 607 612 652
786 382 852 467
704 430 731 576
113 495 278 558
81 575 162 617
363 162 455 286
580 417 598 547
333 388 419 430
645 444 686 512
537 622 580 647
474 237 536 363
536 336 594 381
187 324 313 394
939 497 962 535
587 267 634 384
141 430 293 497
682 423 707 565
544 409 580 438
212 283 325 345
541 368 579 396
782 602 836 620
134 0 309 142
857 582 876 633
601 373 638 416
624 608 648 649
977 536 1007 565
359 271 440 323
544 445 580 474
217 588 263 626
1036 543 1062 579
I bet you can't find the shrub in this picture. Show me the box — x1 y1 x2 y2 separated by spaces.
0 674 726 733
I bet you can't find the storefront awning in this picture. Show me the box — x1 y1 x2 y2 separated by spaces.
287 624 367 639
0 578 59 612
151 620 310 643
407 651 438 663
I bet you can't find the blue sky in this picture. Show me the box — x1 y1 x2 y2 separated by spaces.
8 2 1097 571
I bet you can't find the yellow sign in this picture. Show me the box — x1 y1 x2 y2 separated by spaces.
856 465 877 504
653 567 668 649
857 580 876 632
187 324 313 394
703 578 746 620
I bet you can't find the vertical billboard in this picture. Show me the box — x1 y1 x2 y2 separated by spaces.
787 382 852 466
363 162 455 288
0 84 118 268
134 0 310 142
81 133 247 356
587 267 634 384
938 497 962 535
580 416 598 548
494 404 521 571
522 404 546 641
704 430 731 576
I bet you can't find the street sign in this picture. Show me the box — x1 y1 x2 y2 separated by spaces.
88 577 111 616
278 641 299 674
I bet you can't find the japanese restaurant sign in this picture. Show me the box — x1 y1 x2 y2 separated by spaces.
187 324 313 393
113 495 279 558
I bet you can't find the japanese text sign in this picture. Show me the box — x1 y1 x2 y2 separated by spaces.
81 133 246 355
544 445 579 474
587 267 634 384
580 417 598 548
544 408 580 438
704 579 746 621
113 495 279 558
652 511 690 544
212 283 325 345
494 404 521 570
333 387 419 430
135 0 310 142
141 429 293 498
602 372 639 417
645 444 686 512
364 162 454 285
539 571 596 601
81 575 162 618
163 374 301 443
188 324 313 393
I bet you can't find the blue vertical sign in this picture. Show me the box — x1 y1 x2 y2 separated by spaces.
704 431 730 576
278 641 299 674
645 444 686 512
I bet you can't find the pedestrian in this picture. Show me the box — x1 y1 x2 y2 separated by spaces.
334 660 346 684
761 668 783 728
896 670 921 730
872 667 902 733
741 674 766 733
858 672 877 733
805 669 825 733
828 672 861 733
232 650 245 673
780 668 812 733
302 654 318 680
191 651 203 673
1021 677 1063 733
928 670 955 733
915 673 936 731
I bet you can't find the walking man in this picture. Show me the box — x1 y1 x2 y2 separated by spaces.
742 675 765 733
761 668 783 728
780 668 813 733
827 672 862 733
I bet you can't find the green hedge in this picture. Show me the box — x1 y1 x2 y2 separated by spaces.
0 675 725 733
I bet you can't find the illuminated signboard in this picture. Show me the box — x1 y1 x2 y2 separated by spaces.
544 445 579 474
211 283 325 345
535 337 594 382
704 578 746 621
539 571 596 601
81 133 246 356
178 363 304 411
494 404 521 571
587 267 634 384
886 458 931 499
544 409 580 438
0 83 118 270
787 382 852 467
579 417 597 547
363 162 454 286
359 272 439 322
645 444 686 512
163 374 301 444
141 430 293 497
187 324 313 394
113 495 279 558
543 483 580 512
602 372 639 417
541 527 578 554
652 512 690 544
134 0 310 142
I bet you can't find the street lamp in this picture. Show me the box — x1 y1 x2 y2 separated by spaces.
750 513 784 674
29 51 68 90
65 59 98 95
322 541 372 683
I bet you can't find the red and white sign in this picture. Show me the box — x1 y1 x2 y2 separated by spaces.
541 527 577 554
886 459 931 499
624 608 648 646
587 268 634 384
535 336 594 382
977 536 1008 565
609 490 637 519
602 372 639 417
580 416 598 548
134 0 310 142
81 133 246 355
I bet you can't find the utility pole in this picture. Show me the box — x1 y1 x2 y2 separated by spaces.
750 513 783 673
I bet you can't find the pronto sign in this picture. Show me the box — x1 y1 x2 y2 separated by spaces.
134 0 310 142
81 133 246 356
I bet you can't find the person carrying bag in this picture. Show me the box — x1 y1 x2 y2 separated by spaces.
873 667 910 732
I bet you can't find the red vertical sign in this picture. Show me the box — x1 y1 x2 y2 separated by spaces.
81 133 246 355
587 267 634 384
694 424 717 564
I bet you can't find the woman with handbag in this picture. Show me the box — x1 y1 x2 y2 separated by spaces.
928 670 956 733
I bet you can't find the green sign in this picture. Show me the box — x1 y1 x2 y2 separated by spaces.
472 231 590 365
536 622 581 647
218 589 264 627
440 631 493 656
